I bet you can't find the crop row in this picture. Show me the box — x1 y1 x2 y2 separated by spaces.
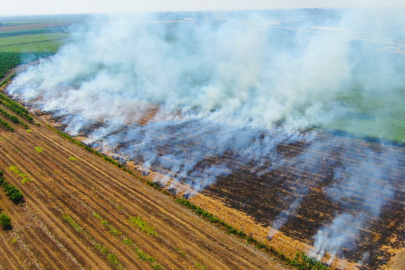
0 107 28 129
0 118 14 131
0 98 33 122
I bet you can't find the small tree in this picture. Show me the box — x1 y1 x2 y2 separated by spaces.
0 214 11 229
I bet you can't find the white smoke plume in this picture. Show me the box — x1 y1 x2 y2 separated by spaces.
8 11 356 132
5 8 405 265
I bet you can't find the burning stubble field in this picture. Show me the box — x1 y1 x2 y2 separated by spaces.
0 86 292 269
2 9 405 270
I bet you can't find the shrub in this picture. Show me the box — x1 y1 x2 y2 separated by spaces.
0 176 24 204
0 214 11 229
9 189 23 203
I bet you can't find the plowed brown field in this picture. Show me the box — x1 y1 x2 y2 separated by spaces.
0 100 288 269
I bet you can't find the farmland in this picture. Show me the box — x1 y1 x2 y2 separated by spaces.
0 87 291 269
68 103 403 269
2 11 405 270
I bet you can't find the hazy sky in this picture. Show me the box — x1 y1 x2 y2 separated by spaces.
2 0 405 16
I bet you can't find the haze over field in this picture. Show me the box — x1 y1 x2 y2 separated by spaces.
6 8 405 267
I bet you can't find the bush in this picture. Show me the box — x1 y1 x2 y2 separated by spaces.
0 214 11 229
0 175 24 204
9 189 23 203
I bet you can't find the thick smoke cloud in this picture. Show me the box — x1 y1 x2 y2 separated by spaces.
6 8 405 265
8 12 355 132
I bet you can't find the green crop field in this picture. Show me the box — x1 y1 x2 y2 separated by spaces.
0 40 63 53
0 33 67 47
0 23 68 80
321 68 405 143
0 32 68 53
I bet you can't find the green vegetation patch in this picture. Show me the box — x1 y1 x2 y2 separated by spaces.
0 170 24 203
127 216 158 237
34 146 43 154
0 33 67 47
174 247 187 256
68 156 79 161
63 214 83 232
194 263 207 270
0 213 11 229
0 40 64 53
0 72 16 88
0 26 69 38
8 165 31 183
0 52 52 80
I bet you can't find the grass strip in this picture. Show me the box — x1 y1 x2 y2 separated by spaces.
0 213 12 229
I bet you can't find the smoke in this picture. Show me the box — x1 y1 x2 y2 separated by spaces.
312 148 398 263
8 11 356 132
5 8 405 265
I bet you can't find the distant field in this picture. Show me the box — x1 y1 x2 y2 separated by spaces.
0 40 64 53
0 23 68 79
0 18 70 54
322 68 405 143
0 23 69 33
0 33 67 47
